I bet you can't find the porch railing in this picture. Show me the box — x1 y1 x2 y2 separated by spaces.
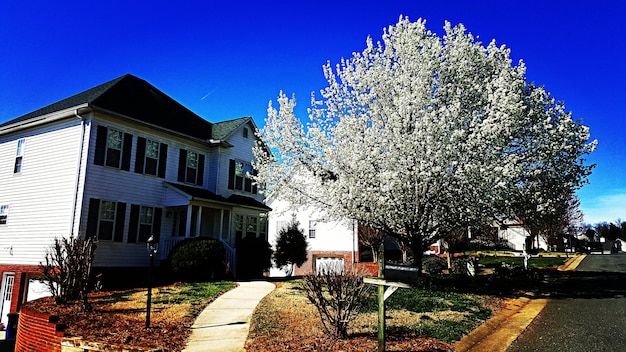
159 237 186 260
158 237 237 278
220 239 237 278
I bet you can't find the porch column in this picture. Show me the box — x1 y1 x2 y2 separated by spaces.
219 209 224 240
196 206 203 237
185 205 192 238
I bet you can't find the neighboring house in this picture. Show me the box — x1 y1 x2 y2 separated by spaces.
0 74 270 325
496 220 547 252
267 199 359 276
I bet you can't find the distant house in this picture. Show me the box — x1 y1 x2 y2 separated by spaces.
0 74 269 326
267 199 359 276
496 220 547 252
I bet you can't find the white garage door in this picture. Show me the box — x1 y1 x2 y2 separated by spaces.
315 257 344 275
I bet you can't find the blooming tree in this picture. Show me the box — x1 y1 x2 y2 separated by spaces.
254 17 595 269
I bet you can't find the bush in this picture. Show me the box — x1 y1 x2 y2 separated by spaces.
422 255 447 275
302 268 372 339
274 219 308 270
39 236 97 311
237 236 273 279
168 238 225 282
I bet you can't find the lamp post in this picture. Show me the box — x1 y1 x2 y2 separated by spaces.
146 234 158 328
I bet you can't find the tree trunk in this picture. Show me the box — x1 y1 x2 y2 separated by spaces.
410 232 423 274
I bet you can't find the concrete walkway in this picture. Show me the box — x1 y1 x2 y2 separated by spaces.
182 281 275 352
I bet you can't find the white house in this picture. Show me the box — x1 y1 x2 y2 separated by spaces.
0 74 270 325
267 199 361 276
496 219 547 252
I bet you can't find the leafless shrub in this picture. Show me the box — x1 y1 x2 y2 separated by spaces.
302 265 372 339
39 236 97 311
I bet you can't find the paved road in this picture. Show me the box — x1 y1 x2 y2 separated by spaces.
507 254 626 352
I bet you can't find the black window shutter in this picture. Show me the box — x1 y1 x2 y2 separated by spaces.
158 143 168 178
197 154 205 186
114 202 126 242
178 149 187 182
228 159 235 189
128 204 140 243
86 198 100 237
153 208 163 241
135 137 146 173
121 133 133 171
94 126 107 166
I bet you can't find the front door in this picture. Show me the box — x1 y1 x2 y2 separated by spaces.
0 273 14 327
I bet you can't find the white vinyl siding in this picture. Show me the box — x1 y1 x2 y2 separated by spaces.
0 119 84 265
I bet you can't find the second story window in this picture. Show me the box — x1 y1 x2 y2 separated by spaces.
177 149 205 186
0 205 9 225
186 151 198 183
135 137 168 177
14 139 24 173
94 125 132 171
228 159 257 194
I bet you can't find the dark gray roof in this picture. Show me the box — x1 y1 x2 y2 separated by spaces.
212 116 251 140
0 74 213 140
166 182 271 210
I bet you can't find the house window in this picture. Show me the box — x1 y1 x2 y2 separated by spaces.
243 127 249 138
0 205 8 225
177 149 205 186
228 159 256 193
309 220 317 238
14 139 24 173
186 151 198 183
138 206 155 243
144 140 160 175
98 201 117 241
105 129 124 168
94 126 132 171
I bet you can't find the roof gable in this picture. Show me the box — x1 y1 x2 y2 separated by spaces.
1 74 213 140
212 116 253 140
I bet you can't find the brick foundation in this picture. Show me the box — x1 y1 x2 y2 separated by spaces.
14 307 65 352
0 264 42 313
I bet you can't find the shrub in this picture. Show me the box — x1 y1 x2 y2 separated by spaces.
168 238 225 282
39 236 97 311
302 268 372 339
237 236 273 279
422 255 447 275
273 218 308 271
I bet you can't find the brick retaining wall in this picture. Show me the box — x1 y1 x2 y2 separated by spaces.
15 307 65 352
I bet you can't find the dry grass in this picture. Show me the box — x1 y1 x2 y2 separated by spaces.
24 281 236 351
245 280 493 351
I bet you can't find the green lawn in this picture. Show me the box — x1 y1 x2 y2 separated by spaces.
478 255 568 268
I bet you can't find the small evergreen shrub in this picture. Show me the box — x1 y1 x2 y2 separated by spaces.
168 238 225 282
422 255 447 275
237 236 272 279
274 219 308 270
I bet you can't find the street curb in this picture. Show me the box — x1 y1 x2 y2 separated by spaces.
453 254 587 352
558 254 587 271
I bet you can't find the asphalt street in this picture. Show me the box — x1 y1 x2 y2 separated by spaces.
507 254 626 352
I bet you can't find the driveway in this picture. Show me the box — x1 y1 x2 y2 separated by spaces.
507 254 626 352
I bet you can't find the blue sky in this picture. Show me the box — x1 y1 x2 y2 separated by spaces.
1 1 624 225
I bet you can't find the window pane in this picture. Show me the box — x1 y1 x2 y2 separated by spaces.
14 157 22 173
146 141 159 159
100 201 116 221
186 167 197 183
186 151 198 168
140 206 154 224
145 158 157 175
107 130 122 150
16 139 24 156
98 221 114 240
235 161 244 176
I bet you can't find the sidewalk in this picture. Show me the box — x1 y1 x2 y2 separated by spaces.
453 254 587 352
182 281 275 352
